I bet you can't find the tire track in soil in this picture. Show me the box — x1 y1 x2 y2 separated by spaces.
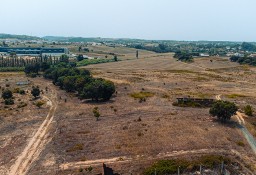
9 94 57 175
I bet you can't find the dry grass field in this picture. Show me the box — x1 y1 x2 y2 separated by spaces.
1 53 256 175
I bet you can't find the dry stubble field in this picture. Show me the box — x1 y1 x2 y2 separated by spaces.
1 54 256 175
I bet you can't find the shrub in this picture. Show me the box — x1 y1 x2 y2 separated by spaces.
19 89 25 95
237 141 245 147
244 105 253 116
31 86 40 99
35 101 45 108
2 89 13 100
5 98 14 105
93 107 100 121
209 101 238 122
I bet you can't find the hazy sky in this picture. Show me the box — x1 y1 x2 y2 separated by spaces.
0 0 255 41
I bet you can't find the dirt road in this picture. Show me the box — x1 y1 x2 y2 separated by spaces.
59 148 245 171
215 95 256 154
9 93 58 175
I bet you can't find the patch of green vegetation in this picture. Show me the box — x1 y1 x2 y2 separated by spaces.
77 58 118 67
244 105 253 116
226 94 246 99
130 91 154 99
166 70 195 74
66 143 84 152
0 67 24 72
236 141 245 147
144 155 230 175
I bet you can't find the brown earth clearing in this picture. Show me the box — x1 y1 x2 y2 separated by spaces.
1 53 256 175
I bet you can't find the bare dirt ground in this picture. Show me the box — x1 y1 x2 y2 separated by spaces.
1 55 256 175
0 74 58 175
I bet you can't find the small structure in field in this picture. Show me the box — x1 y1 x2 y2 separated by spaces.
16 81 30 86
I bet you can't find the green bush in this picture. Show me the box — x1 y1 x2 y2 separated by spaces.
5 98 14 105
2 89 13 99
19 89 26 95
35 101 45 108
237 141 245 147
144 155 230 175
244 105 253 116
0 67 24 72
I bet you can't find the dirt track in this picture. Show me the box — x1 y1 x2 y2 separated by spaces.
216 95 256 155
59 148 248 171
8 93 58 175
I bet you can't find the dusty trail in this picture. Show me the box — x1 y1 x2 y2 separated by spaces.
215 95 256 154
59 148 244 171
9 94 57 175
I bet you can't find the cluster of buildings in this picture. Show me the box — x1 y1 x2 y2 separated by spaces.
0 47 68 56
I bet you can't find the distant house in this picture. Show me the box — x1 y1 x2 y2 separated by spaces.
234 53 244 57
200 53 210 57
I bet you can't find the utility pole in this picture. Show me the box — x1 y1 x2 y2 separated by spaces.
136 50 139 59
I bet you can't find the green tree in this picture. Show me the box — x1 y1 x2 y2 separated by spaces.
5 98 14 105
63 76 77 92
81 79 115 101
60 54 69 63
40 62 51 71
93 107 100 121
24 63 40 75
77 54 84 61
209 101 238 122
2 89 13 100
114 55 118 62
31 86 40 99
244 105 253 116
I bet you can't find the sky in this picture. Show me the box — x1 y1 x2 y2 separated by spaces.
0 0 256 41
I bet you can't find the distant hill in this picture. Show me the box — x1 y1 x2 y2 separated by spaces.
42 36 103 42
0 33 41 40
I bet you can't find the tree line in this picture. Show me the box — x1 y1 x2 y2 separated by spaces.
230 55 256 66
0 54 66 68
25 62 116 102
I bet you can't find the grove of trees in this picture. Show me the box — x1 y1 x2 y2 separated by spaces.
43 63 115 102
174 51 193 62
230 55 256 66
